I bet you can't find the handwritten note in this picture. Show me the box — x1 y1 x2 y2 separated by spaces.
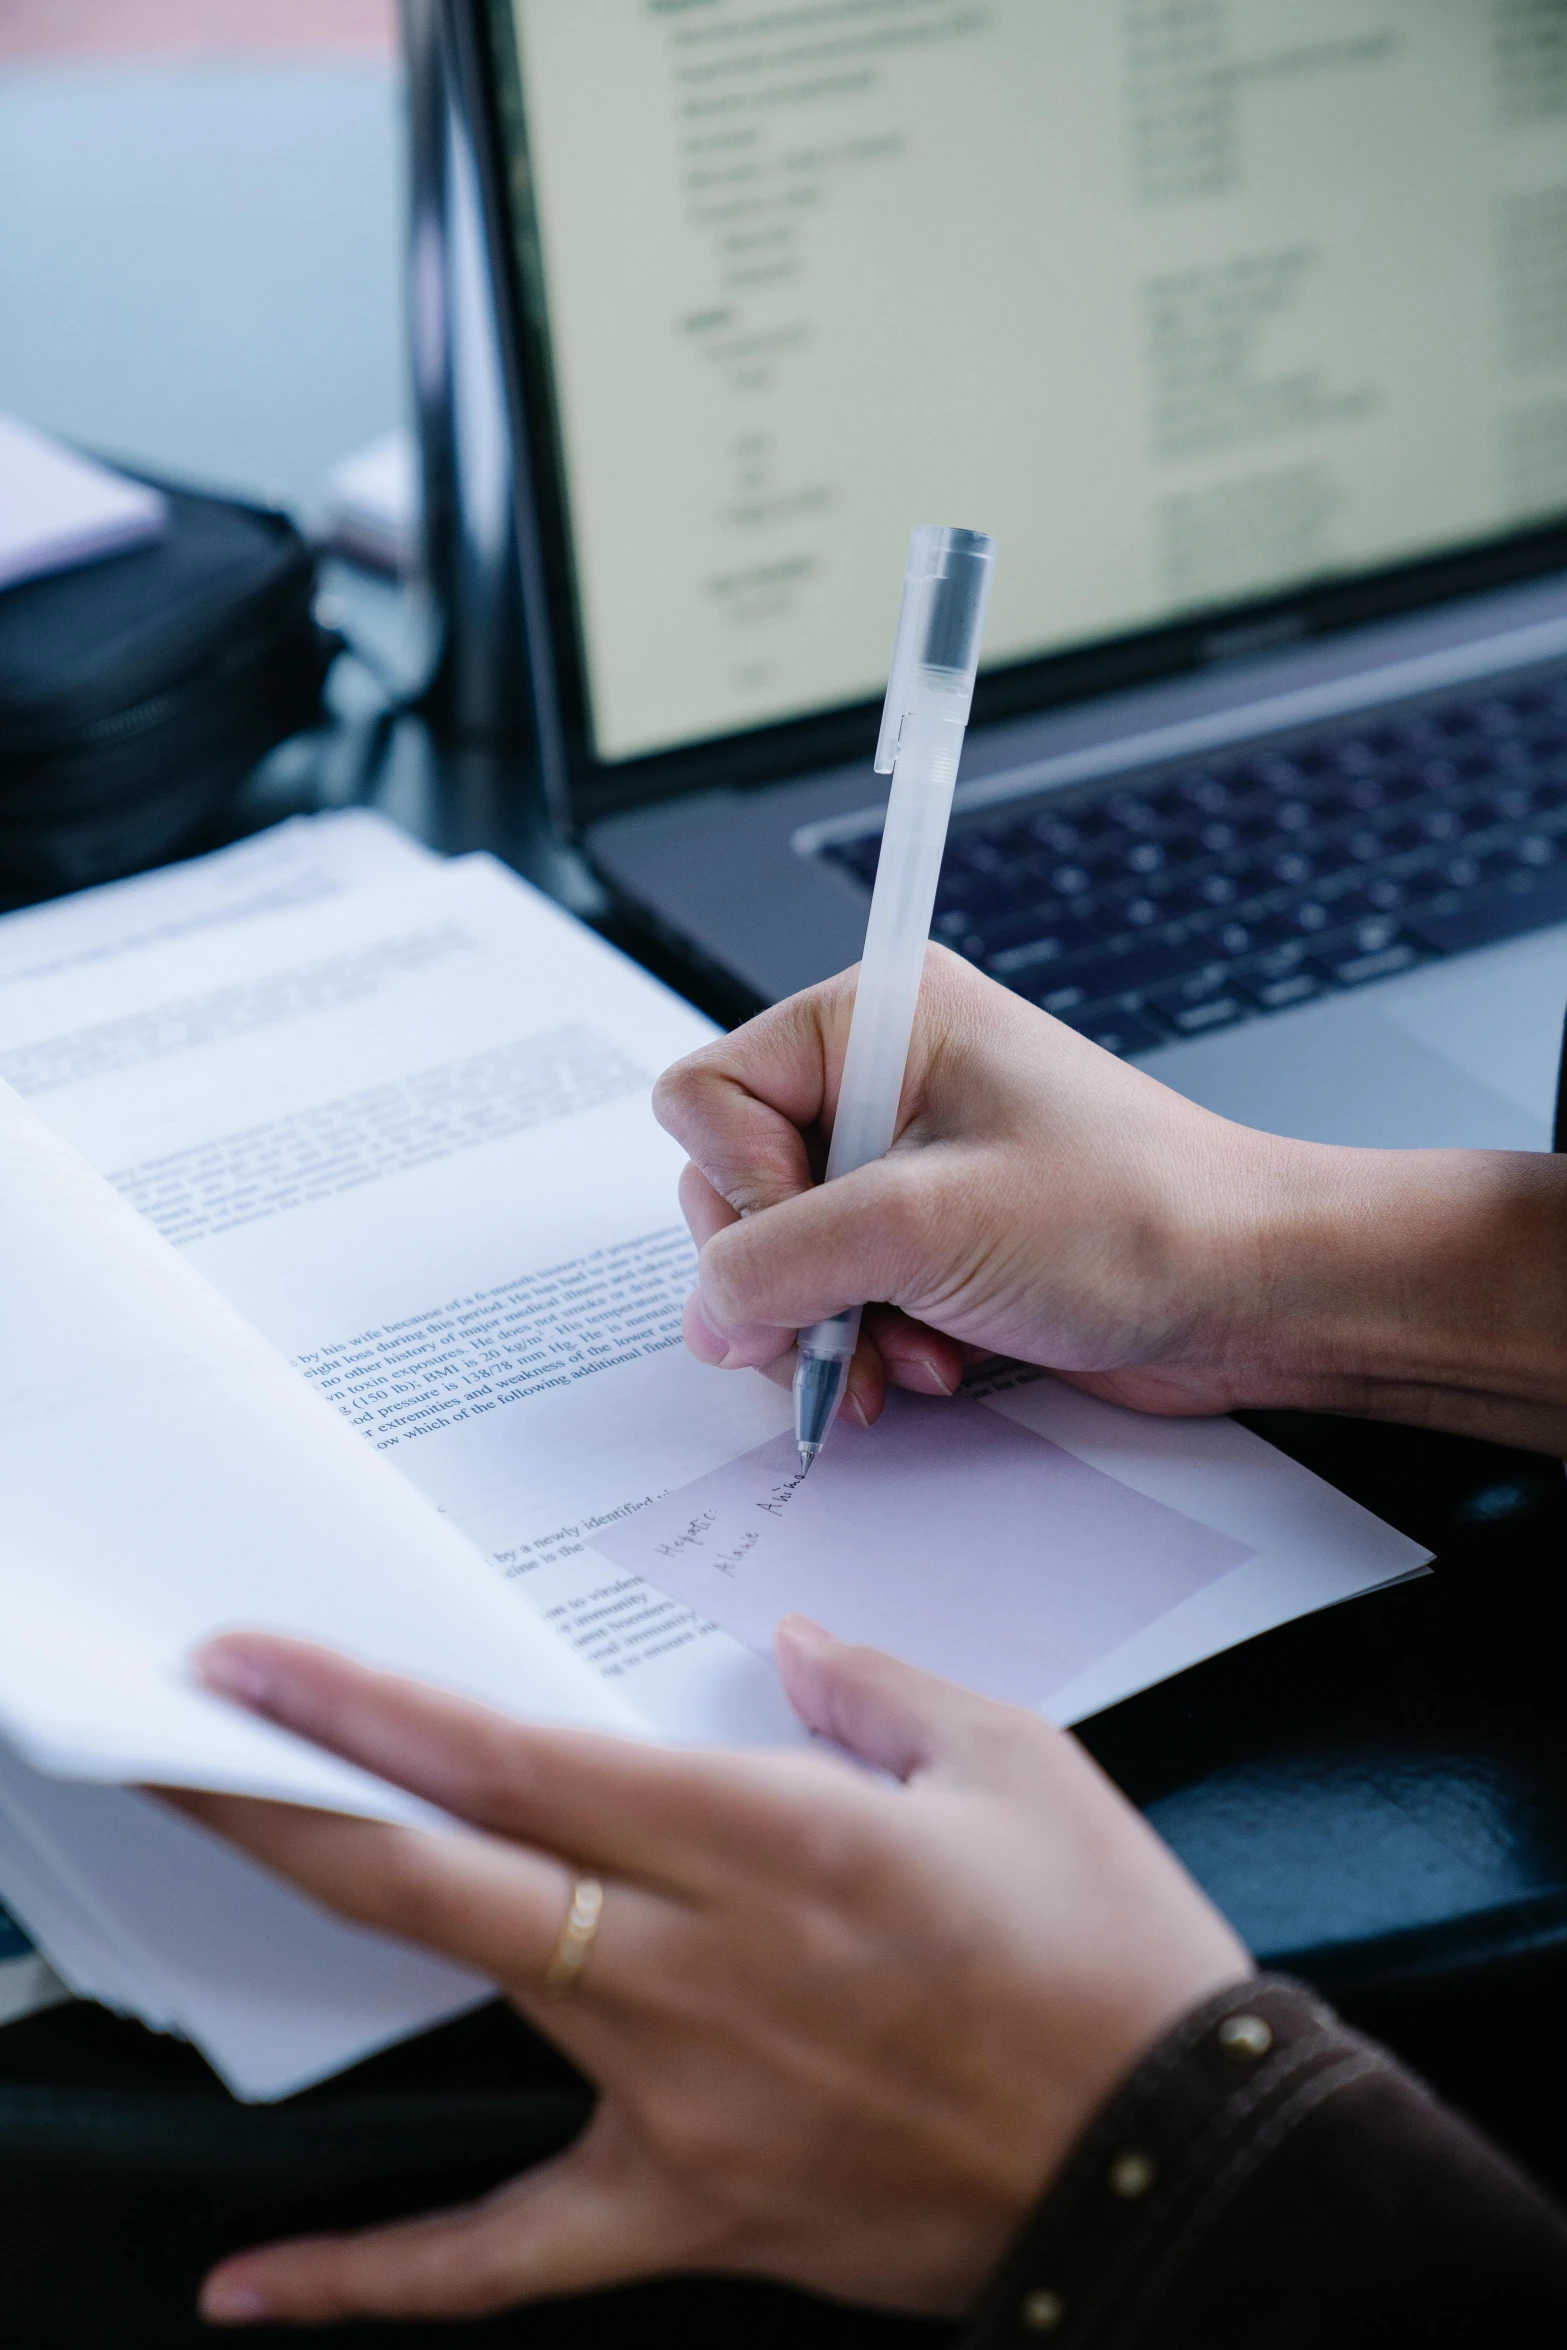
590 1391 1255 1708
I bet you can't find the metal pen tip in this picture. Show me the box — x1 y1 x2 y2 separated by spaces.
797 1442 818 1477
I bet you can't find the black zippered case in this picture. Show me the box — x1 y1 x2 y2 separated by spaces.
0 473 338 903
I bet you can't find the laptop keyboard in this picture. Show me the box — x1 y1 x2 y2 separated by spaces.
818 665 1567 1057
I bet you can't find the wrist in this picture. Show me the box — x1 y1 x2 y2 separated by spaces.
1200 1136 1567 1447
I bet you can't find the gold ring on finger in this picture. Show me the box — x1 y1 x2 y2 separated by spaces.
542 1874 604 1999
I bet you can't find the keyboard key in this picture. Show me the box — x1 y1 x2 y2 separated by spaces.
1195 917 1266 959
1024 936 1200 1014
949 837 1010 875
953 901 1109 960
1248 754 1308 789
984 932 1079 979
1086 937 1207 996
1144 971 1247 1036
1029 814 1086 854
1405 866 1567 956
1308 917 1422 987
1275 898 1333 934
1250 939 1310 975
1425 855 1492 894
1057 1007 1167 1057
1379 714 1445 753
1175 772 1236 813
1329 882 1411 926
1416 806 1465 842
1241 966 1322 1011
1106 794 1161 830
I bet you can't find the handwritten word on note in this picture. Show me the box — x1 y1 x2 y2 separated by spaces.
592 1391 1255 1707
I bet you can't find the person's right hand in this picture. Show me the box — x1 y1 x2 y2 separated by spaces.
652 948 1567 1451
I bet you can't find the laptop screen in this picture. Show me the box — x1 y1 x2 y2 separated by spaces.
492 2 1567 773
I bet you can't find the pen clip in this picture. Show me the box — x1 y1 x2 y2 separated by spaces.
874 526 939 776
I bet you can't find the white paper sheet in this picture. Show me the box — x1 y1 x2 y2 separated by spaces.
0 810 433 994
0 1080 640 1803
0 1749 488 2101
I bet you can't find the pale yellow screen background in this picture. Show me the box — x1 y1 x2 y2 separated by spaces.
509 1 1567 762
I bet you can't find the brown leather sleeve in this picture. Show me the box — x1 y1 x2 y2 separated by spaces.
960 1974 1567 2350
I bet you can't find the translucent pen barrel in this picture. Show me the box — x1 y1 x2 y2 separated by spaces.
793 716 962 1394
823 709 964 1184
794 525 996 1457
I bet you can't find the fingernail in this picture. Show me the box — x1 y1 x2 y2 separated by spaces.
194 1642 274 1710
200 2278 271 2326
778 1614 833 1651
844 1391 872 1427
909 1355 957 1396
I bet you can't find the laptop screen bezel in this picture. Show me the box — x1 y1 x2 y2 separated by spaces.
470 0 1567 832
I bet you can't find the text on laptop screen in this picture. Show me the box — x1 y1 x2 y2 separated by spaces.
506 1 1567 764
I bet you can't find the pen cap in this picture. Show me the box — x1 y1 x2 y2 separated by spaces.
874 525 997 774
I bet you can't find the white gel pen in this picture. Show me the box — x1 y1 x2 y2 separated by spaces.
793 523 997 1473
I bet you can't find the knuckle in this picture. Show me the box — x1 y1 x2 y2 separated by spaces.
418 2252 521 2319
650 1054 708 1136
699 1220 768 1322
870 1156 940 1275
421 1711 535 1831
459 1736 535 1828
370 1832 467 1948
761 1779 874 1897
721 1172 788 1220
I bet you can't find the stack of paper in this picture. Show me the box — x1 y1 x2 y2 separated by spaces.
0 813 1428 2099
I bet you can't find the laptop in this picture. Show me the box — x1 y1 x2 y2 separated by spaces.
459 2 1567 1151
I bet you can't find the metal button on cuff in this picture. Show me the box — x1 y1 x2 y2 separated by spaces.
1217 2012 1274 2060
1107 2149 1157 2200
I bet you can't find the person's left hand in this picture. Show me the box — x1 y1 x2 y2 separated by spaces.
171 1619 1248 2329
